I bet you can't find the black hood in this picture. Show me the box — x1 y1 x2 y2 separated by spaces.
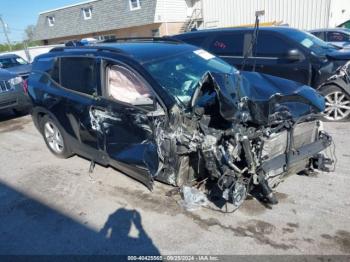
0 68 17 81
5 64 32 76
191 71 325 126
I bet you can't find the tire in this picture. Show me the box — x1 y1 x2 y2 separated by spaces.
319 85 350 122
40 115 73 158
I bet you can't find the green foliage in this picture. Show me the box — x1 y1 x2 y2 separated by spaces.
0 41 41 52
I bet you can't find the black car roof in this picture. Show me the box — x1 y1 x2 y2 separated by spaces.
46 41 198 64
175 26 302 37
0 53 21 59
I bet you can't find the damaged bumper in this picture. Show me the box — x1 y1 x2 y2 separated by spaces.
153 72 333 209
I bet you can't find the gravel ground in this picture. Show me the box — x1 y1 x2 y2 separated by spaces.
0 110 349 255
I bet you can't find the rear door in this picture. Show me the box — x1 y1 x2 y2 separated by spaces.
244 32 311 84
54 56 107 163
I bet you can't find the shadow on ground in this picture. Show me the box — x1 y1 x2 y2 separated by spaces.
0 181 159 255
0 109 29 122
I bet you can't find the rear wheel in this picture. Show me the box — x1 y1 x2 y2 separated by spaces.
40 115 73 158
320 85 350 121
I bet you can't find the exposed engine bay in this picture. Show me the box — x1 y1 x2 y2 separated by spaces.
88 69 333 211
153 71 333 210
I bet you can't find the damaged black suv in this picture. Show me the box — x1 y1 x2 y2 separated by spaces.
28 39 332 209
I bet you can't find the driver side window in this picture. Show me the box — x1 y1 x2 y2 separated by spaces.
106 65 152 105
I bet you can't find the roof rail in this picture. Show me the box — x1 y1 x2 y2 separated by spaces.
49 36 183 53
49 45 127 54
101 36 183 43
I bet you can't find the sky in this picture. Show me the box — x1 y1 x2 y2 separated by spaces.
0 0 85 43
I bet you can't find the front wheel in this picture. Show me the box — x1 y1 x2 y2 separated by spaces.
40 115 73 158
320 85 350 122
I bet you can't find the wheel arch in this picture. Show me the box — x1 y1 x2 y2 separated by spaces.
32 106 65 135
318 79 350 98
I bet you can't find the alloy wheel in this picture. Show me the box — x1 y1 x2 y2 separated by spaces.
44 121 64 154
324 91 350 121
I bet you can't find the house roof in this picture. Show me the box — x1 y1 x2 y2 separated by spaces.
38 0 100 14
34 0 157 41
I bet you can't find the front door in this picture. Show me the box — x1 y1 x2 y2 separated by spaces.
91 61 164 188
244 32 311 85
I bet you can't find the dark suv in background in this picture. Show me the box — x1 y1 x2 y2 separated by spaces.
0 54 32 79
174 27 350 121
0 69 30 114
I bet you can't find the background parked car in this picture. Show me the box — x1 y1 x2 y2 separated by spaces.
0 54 32 79
0 69 30 114
309 28 350 49
174 27 350 121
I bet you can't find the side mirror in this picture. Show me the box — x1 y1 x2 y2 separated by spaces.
286 49 305 62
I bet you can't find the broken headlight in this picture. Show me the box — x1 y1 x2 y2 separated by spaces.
8 76 23 87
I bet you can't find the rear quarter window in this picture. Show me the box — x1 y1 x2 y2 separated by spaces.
181 36 207 47
32 57 59 83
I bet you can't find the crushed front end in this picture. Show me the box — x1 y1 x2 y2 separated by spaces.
155 71 333 210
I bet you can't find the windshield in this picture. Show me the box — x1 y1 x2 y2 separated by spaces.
144 49 235 105
0 56 28 69
285 30 338 55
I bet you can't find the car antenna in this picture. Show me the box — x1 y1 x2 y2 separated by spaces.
241 10 265 72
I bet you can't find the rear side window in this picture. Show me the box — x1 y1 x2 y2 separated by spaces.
60 57 97 96
254 33 291 57
209 33 244 56
182 36 207 47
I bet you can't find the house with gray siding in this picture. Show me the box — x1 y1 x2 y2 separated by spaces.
34 0 203 45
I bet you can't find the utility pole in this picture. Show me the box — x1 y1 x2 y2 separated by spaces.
0 15 12 51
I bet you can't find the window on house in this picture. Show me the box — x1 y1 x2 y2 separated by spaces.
47 16 55 27
60 57 98 96
82 7 92 20
95 35 116 41
151 29 160 37
129 0 141 11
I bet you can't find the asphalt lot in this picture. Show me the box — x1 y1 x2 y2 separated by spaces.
0 109 349 255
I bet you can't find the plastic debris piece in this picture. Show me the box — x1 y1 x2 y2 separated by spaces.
178 186 208 211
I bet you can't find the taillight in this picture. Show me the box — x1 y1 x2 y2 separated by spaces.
23 79 28 93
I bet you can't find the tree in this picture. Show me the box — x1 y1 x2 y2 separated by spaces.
24 25 35 41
